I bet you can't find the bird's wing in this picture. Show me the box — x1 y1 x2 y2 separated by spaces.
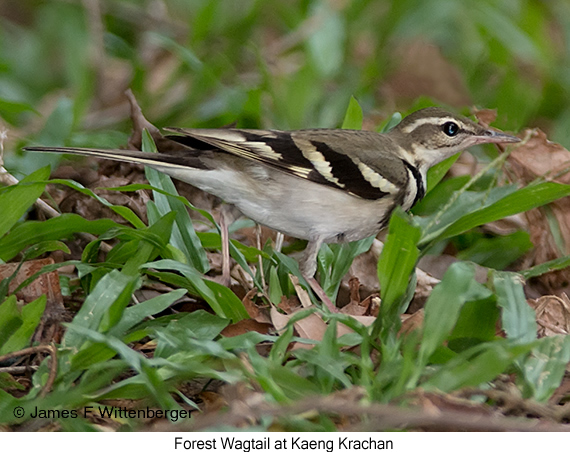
165 127 405 200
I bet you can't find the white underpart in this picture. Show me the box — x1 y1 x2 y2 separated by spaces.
157 163 392 244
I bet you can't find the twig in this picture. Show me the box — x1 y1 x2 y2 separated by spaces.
0 365 39 374
148 390 570 432
0 344 57 397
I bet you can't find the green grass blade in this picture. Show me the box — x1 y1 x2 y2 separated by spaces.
423 341 534 392
142 130 210 273
376 209 421 339
519 254 570 279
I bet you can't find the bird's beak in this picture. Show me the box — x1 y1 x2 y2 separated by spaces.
475 129 521 145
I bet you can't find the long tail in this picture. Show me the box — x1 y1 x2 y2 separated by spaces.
23 146 190 170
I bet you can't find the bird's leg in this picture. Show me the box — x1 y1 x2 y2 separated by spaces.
256 224 266 290
219 206 232 287
300 239 339 313
274 232 284 253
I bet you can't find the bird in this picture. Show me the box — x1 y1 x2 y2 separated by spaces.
24 106 520 311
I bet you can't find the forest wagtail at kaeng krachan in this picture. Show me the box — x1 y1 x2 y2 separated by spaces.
24 107 520 311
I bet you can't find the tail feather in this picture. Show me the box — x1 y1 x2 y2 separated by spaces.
23 146 197 170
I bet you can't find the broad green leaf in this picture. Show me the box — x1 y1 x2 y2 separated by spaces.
378 112 402 133
268 266 283 305
0 215 123 262
0 296 22 346
0 166 50 238
142 259 248 322
341 96 363 130
456 230 533 270
198 232 266 262
65 323 179 409
318 237 374 301
413 263 493 386
0 296 46 355
294 320 353 389
36 97 74 147
120 211 176 277
412 176 470 216
248 348 319 401
153 310 230 358
48 179 146 228
269 325 294 364
519 335 570 402
432 181 570 243
0 98 37 124
63 270 139 350
418 184 517 245
448 297 499 350
425 153 462 193
113 289 187 335
98 215 176 333
492 271 536 344
272 251 317 302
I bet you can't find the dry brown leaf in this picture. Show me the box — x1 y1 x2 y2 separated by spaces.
507 128 570 290
400 309 425 336
241 289 272 324
0 258 65 343
289 274 313 308
269 303 328 350
220 319 273 337
336 315 376 337
474 109 498 127
276 294 301 314
269 304 291 333
340 278 371 316
291 314 329 348
528 294 570 337
0 258 62 304
348 276 361 304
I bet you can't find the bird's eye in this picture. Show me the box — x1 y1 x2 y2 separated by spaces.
442 121 459 137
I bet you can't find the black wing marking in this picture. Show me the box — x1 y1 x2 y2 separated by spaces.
165 128 396 200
